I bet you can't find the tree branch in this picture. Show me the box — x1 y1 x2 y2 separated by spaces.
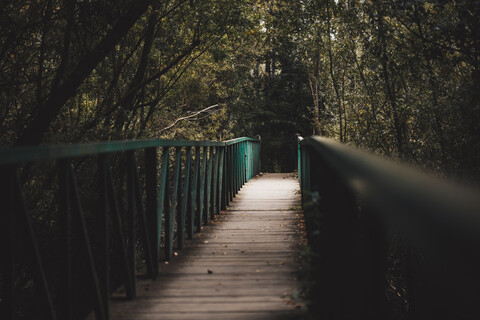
159 104 221 133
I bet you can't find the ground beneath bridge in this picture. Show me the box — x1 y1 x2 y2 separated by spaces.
104 173 307 320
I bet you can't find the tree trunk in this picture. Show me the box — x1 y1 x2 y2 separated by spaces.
15 0 151 146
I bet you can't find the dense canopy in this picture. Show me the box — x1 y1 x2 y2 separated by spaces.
1 0 479 176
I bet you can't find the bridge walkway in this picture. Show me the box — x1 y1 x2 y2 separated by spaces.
102 173 307 320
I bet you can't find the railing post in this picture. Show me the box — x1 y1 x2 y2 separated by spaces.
106 165 134 301
158 147 170 259
166 147 182 261
0 167 15 320
98 155 110 318
297 136 302 185
13 170 56 318
58 159 73 320
68 165 106 320
132 157 154 279
126 151 137 299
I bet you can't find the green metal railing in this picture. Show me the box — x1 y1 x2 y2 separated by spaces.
297 135 480 319
0 137 260 320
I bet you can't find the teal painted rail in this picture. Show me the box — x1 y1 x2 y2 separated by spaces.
297 135 480 319
0 137 260 320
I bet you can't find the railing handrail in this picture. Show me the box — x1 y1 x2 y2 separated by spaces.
299 135 480 241
223 136 260 145
0 137 260 165
297 135 480 318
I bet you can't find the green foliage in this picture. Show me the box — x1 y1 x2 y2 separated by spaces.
299 0 480 179
1 0 479 176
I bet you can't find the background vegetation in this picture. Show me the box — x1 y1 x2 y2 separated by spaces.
2 0 479 176
2 1 480 318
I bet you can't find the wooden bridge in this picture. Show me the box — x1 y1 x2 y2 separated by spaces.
0 137 308 320
2 136 480 319
102 173 306 320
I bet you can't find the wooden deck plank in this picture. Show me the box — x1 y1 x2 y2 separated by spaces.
97 173 306 320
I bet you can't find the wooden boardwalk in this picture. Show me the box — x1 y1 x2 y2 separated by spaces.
103 173 307 320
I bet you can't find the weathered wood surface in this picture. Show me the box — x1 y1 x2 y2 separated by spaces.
101 173 306 320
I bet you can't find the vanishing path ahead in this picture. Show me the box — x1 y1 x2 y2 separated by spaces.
105 173 307 320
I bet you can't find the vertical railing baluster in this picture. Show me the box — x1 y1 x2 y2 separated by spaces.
244 142 247 183
252 142 255 176
228 145 233 201
58 160 73 320
189 147 200 238
158 147 170 260
68 165 106 320
235 144 239 194
242 142 246 185
126 151 137 299
14 170 56 319
212 147 219 218
98 155 110 318
132 157 154 279
106 166 134 300
204 147 213 225
247 142 250 180
166 147 182 261
0 167 15 320
197 147 207 231
253 142 255 176
218 147 225 212
179 147 192 249
145 147 158 277
237 143 241 189
240 142 244 186
226 146 231 203
238 143 241 191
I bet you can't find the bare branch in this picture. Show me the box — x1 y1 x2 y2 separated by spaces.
159 104 221 133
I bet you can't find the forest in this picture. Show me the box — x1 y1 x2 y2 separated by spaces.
2 1 480 319
1 0 479 176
